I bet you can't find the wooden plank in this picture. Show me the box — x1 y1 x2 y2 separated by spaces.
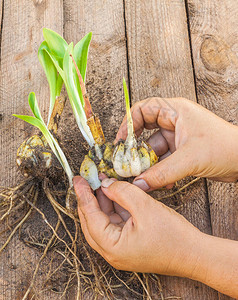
0 0 2 34
0 1 63 299
63 0 127 143
187 1 238 299
125 0 218 299
63 0 128 298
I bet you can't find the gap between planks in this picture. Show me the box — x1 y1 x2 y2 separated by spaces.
184 0 214 236
123 0 132 107
0 0 4 64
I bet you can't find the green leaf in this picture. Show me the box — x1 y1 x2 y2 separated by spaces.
38 41 57 91
123 77 130 113
74 32 92 82
38 41 58 123
42 29 95 147
28 92 43 121
56 76 63 97
43 48 65 80
63 43 95 147
63 43 84 108
43 28 68 59
123 78 134 138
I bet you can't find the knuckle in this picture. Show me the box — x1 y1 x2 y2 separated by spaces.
110 180 129 194
130 102 140 114
85 237 96 250
78 192 95 209
147 166 166 188
185 153 200 177
177 97 188 102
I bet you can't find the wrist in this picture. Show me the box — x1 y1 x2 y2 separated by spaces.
158 227 205 278
226 124 238 180
185 231 211 281
186 231 238 298
176 229 206 279
234 126 238 179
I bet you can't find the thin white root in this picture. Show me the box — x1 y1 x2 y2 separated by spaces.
156 177 201 201
22 219 61 300
0 186 36 254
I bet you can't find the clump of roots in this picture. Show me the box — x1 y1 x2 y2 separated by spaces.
0 171 199 299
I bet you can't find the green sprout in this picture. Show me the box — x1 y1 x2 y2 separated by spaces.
123 77 134 140
38 41 63 125
42 29 95 147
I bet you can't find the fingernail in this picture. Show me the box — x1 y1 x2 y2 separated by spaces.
133 179 150 191
73 176 81 186
101 178 116 188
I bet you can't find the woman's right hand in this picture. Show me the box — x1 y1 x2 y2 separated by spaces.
115 97 238 191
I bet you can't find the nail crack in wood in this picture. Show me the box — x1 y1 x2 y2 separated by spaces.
184 0 214 237
0 0 4 66
203 177 214 235
62 0 66 39
184 0 198 102
123 0 132 107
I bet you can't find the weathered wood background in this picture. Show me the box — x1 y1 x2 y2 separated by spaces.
0 0 237 299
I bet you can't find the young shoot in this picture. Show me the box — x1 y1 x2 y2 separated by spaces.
112 79 158 178
38 41 63 126
123 77 137 148
42 29 95 147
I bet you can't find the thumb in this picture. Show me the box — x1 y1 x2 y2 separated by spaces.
101 179 150 217
73 176 114 250
133 148 192 191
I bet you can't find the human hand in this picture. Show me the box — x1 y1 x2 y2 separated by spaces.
116 97 238 191
73 175 201 276
74 175 238 298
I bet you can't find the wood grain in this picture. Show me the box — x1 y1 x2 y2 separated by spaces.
187 1 238 299
0 0 63 299
0 0 2 35
124 0 218 299
0 0 236 299
63 0 129 298
63 0 128 143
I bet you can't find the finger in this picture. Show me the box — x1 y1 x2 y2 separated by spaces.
87 187 125 226
133 147 192 191
115 97 180 142
77 210 114 264
113 202 131 222
115 114 128 142
108 212 125 227
96 187 114 216
101 178 151 219
166 183 174 189
77 207 102 252
146 130 169 156
160 128 176 153
159 150 171 161
97 177 126 225
98 175 119 217
98 173 108 181
73 176 122 249
74 176 104 251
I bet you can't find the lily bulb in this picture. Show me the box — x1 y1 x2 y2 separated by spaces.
112 78 158 177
